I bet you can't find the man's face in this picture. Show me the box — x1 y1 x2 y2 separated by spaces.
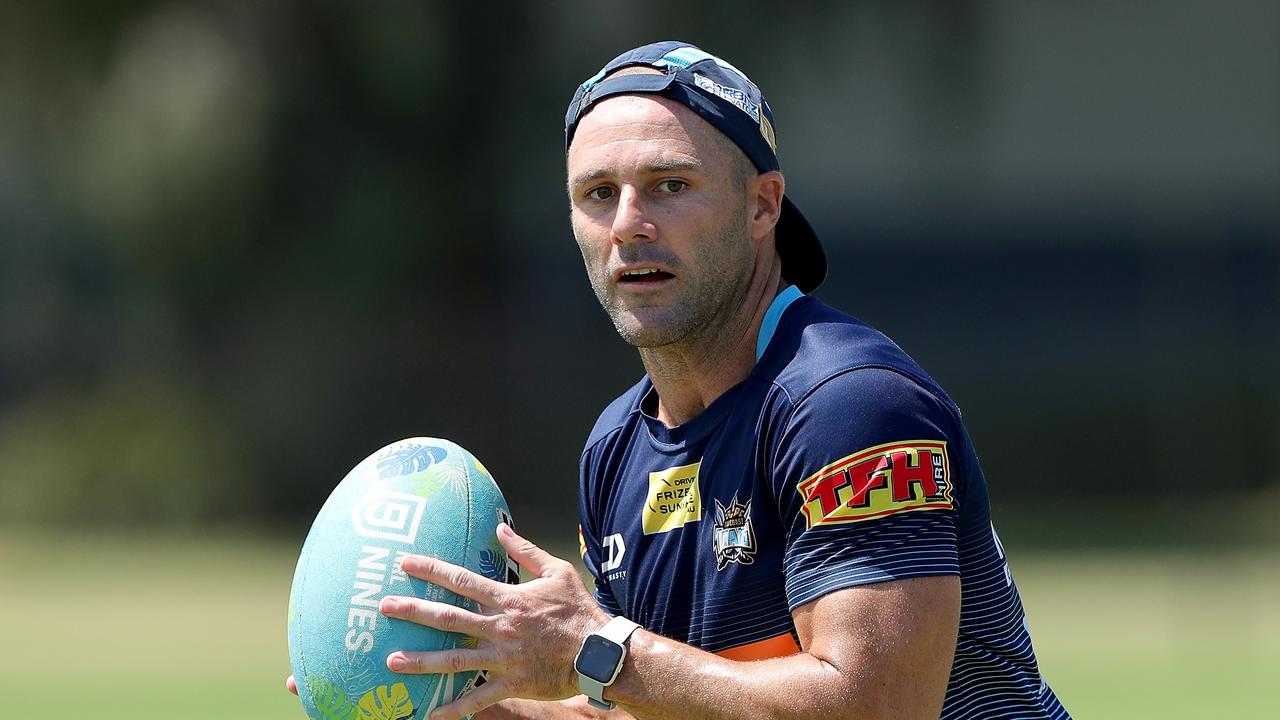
566 94 756 349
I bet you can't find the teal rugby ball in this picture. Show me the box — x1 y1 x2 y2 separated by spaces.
288 437 518 720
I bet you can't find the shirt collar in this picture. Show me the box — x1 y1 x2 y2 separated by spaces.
755 284 804 361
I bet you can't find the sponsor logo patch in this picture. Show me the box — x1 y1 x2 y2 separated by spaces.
796 440 952 529
712 495 756 571
642 461 703 535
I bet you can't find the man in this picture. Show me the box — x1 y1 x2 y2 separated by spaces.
290 41 1070 719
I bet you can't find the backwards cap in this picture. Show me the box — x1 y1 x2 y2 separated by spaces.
565 41 826 293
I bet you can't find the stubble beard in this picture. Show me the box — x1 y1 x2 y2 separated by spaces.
585 210 753 350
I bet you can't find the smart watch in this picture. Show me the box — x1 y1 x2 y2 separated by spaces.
573 615 641 710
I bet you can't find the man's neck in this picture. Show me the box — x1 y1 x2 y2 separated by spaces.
639 264 787 428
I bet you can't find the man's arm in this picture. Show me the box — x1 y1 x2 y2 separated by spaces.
474 697 621 720
379 523 959 720
608 576 958 720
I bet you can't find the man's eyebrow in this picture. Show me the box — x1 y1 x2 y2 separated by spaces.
643 158 705 176
568 159 707 191
568 169 610 191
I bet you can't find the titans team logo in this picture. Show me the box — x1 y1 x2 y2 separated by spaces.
712 496 756 571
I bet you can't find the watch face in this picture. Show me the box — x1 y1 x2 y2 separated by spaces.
575 634 625 683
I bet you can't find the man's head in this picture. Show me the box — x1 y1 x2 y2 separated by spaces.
564 42 826 349
567 89 781 348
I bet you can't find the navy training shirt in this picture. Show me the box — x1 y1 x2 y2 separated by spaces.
577 292 1070 718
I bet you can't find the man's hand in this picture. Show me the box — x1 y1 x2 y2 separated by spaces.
379 522 611 720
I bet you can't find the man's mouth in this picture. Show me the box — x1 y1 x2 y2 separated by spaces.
618 267 675 284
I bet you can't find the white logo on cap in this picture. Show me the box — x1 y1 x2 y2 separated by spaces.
692 73 761 122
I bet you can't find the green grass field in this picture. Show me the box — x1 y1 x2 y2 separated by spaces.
1 529 1274 718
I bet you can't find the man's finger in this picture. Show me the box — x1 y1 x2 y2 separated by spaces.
286 674 298 695
429 675 511 720
400 554 506 605
380 596 496 638
496 522 562 579
386 646 501 675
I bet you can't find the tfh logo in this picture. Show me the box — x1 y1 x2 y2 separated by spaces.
351 488 427 544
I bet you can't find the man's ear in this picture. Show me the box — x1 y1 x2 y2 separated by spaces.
749 170 785 241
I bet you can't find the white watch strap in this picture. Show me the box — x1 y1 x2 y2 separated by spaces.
579 616 641 710
598 615 641 645
581 677 610 711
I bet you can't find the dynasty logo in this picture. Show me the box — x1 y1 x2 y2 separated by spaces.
601 533 627 581
712 496 756 571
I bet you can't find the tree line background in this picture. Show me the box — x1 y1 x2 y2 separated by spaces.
1 1 1276 541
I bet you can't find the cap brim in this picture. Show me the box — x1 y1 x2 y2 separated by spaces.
776 196 826 293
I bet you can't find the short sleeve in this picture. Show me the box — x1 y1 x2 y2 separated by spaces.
773 367 962 610
578 453 624 616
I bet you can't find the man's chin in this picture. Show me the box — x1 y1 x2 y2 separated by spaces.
610 312 690 349
614 325 676 349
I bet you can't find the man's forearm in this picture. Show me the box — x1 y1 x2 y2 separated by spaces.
476 639 841 720
479 645 839 720
601 577 956 720
606 632 850 720
482 697 636 720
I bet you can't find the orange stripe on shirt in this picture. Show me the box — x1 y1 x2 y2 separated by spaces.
714 632 801 661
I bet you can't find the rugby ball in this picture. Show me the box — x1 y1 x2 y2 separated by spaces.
288 437 518 720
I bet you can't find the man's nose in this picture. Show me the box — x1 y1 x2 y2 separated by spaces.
610 187 656 245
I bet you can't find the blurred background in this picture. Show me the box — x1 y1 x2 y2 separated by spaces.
1 1 1276 717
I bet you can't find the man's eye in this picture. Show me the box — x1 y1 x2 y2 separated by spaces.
657 180 687 194
586 186 614 201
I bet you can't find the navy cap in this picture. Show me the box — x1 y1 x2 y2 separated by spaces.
565 41 827 293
